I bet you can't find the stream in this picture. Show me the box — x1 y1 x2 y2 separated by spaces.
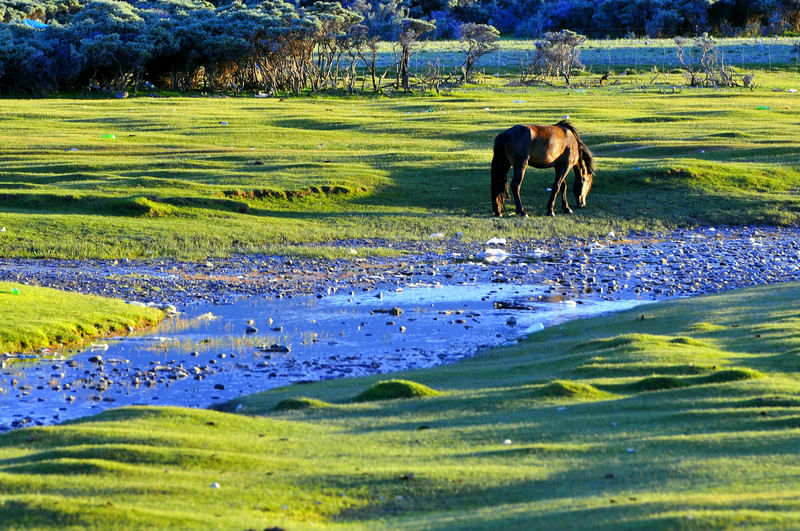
0 279 640 430
5 226 800 431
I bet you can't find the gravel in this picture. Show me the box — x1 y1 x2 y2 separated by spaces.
1 226 799 305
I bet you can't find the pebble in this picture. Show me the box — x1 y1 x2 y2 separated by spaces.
4 227 795 307
3 227 800 433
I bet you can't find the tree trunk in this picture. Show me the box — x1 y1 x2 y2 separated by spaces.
401 46 410 91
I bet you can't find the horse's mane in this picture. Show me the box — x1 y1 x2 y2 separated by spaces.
556 120 595 175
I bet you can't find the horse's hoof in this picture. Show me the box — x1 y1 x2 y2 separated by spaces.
547 211 555 217
517 211 528 218
563 208 573 215
493 213 502 218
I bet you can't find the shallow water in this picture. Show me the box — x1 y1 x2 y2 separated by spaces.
0 281 641 430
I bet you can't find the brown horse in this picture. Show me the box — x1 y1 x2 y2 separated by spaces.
491 120 595 217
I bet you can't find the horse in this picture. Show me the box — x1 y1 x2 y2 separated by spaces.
491 120 595 217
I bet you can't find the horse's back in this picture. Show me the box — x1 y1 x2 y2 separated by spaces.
500 122 578 167
501 124 535 145
527 124 574 167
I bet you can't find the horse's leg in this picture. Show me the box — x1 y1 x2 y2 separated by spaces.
491 137 511 217
560 176 573 214
510 162 528 217
546 163 570 217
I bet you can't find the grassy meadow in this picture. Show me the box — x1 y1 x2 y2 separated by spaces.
2 283 800 528
0 281 163 353
1 71 800 259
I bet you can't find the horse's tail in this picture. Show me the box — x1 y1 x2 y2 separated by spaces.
491 132 511 215
557 120 595 174
579 141 595 175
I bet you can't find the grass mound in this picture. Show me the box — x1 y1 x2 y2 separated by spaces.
273 397 331 411
576 362 712 378
351 379 441 402
573 334 709 352
626 375 687 392
606 368 763 394
131 196 179 217
536 380 615 400
701 367 764 384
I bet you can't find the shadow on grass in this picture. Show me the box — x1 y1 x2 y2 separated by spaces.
1 130 799 228
2 170 797 229
0 192 250 217
273 117 502 146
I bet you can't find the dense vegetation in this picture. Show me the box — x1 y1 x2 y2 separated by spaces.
1 0 799 94
3 282 800 528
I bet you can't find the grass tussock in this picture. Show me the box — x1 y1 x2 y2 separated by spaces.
273 397 331 411
535 379 616 400
352 379 441 402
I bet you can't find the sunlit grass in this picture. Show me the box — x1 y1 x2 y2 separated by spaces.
1 73 800 259
0 281 163 353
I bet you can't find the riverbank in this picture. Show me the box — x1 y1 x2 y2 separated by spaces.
0 281 163 355
2 226 798 306
2 226 799 432
2 280 799 529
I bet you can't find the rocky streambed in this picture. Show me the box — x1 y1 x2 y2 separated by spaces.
1 225 799 431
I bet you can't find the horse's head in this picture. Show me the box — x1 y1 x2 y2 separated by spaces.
573 161 593 208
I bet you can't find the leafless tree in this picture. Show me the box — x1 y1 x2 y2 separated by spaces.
413 58 455 93
675 33 752 88
357 36 393 93
396 17 435 91
674 36 705 86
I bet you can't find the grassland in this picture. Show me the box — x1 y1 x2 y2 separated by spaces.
1 70 800 259
0 281 163 353
1 283 800 528
397 36 800 72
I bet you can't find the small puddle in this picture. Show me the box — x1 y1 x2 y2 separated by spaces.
0 282 641 430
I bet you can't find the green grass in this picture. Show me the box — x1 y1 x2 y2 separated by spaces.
351 379 442 402
273 397 332 411
2 73 800 259
3 282 800 528
0 281 164 353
